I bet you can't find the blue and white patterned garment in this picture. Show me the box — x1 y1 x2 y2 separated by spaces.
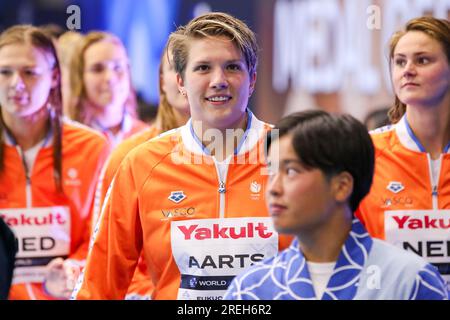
224 220 448 300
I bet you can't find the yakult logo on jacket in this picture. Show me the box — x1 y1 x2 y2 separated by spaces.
177 222 273 240
0 212 67 227
392 215 450 230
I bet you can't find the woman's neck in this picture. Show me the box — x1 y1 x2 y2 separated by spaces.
297 206 353 263
192 112 248 162
2 107 50 151
87 101 124 133
406 95 450 159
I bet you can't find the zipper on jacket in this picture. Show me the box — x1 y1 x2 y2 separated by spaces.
18 146 36 299
214 158 230 219
8 128 50 300
427 154 441 210
11 130 50 209
431 185 438 208
16 146 32 208
218 181 226 193
22 159 35 298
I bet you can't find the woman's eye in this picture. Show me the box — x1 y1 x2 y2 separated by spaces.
0 69 12 76
227 64 241 71
194 65 209 72
286 168 298 176
90 64 105 73
24 69 38 76
266 161 278 176
394 58 406 67
113 63 126 73
417 57 430 65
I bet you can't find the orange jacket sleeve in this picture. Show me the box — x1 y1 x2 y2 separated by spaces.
91 127 159 233
69 141 110 263
74 155 143 299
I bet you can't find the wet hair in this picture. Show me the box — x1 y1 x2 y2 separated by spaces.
388 16 450 123
0 25 63 192
168 12 258 80
67 31 137 125
268 110 375 212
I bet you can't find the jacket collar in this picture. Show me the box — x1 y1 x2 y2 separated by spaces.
395 115 450 154
180 109 267 156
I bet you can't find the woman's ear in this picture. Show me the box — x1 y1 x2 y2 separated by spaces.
48 69 60 107
176 73 185 96
331 171 354 204
249 72 257 96
51 68 60 89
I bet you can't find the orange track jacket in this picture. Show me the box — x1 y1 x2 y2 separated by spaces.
0 120 110 299
75 113 292 300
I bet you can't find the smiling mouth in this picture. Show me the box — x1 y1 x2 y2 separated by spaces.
206 96 232 102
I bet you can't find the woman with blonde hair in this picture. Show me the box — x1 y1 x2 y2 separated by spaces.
67 31 148 147
74 12 291 300
91 41 190 299
357 16 450 292
0 25 109 299
55 31 84 116
94 40 190 226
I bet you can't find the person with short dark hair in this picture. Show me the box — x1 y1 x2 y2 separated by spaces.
224 110 447 300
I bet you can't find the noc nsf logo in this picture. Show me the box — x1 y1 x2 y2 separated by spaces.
250 181 262 200
65 168 81 187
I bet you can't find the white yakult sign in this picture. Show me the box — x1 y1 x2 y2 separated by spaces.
0 206 71 284
171 217 278 300
385 210 450 291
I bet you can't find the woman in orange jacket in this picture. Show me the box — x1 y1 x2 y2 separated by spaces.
356 17 450 292
93 40 191 300
74 12 291 300
66 31 148 148
0 25 110 299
